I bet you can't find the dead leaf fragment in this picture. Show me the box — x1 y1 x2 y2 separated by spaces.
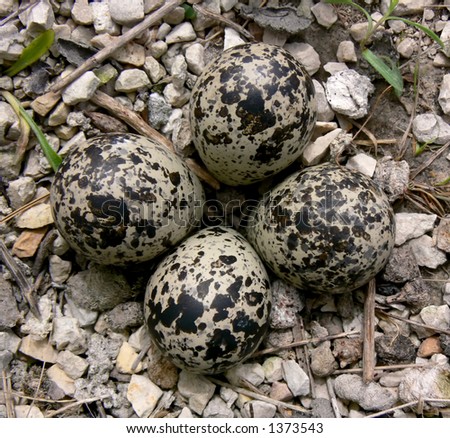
12 226 49 258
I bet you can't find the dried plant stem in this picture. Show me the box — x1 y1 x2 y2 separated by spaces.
332 362 432 375
91 90 221 190
207 377 309 414
27 362 46 418
362 279 376 383
377 308 450 336
326 377 341 418
366 398 450 418
2 370 15 418
409 140 450 181
0 240 40 318
294 316 315 398
45 396 110 418
252 330 360 357
0 193 49 225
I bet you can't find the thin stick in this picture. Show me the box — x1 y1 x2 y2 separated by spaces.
326 377 341 418
207 377 310 414
252 330 360 357
409 141 450 181
295 316 315 399
377 308 450 336
365 400 418 418
0 240 40 318
0 193 49 225
2 370 15 418
48 0 184 94
90 90 221 190
332 362 432 375
27 362 46 418
362 279 376 383
45 396 110 418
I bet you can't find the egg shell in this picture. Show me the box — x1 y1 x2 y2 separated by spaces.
246 163 395 294
50 133 205 265
144 226 272 374
189 42 317 186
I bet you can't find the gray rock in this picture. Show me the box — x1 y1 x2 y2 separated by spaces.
51 316 88 354
346 153 377 177
172 117 194 157
420 305 450 332
282 360 310 396
242 400 276 418
284 42 321 76
127 374 163 417
185 43 205 75
203 395 234 418
302 128 342 166
91 1 120 35
85 333 122 381
326 70 375 119
0 0 18 17
412 113 450 145
170 54 188 89
373 157 410 203
163 83 190 107
262 356 284 383
115 69 150 92
269 279 305 329
6 177 36 210
0 329 21 353
148 92 172 129
20 294 53 338
223 27 246 50
375 335 416 365
103 302 144 332
310 341 338 377
396 37 417 58
0 277 20 330
270 381 293 401
311 2 337 28
71 0 93 25
336 40 357 63
143 56 166 83
219 386 238 408
383 244 420 283
225 363 265 387
165 22 196 44
313 79 335 122
311 398 335 418
22 0 54 36
408 235 447 269
435 217 450 253
0 24 23 61
333 374 398 411
395 213 437 246
221 0 238 12
66 264 136 312
0 102 17 146
0 350 13 371
57 350 89 379
381 0 438 15
439 74 450 115
178 406 194 418
149 40 168 58
128 325 151 352
178 370 215 415
64 295 98 328
109 0 144 25
0 148 21 180
49 254 72 284
47 364 75 397
62 71 101 105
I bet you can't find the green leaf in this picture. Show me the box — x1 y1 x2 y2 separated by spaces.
362 48 403 96
2 91 62 172
385 0 399 17
4 29 55 77
388 17 444 48
182 3 197 20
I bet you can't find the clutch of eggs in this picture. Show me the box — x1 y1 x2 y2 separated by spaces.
50 133 205 266
246 163 395 294
144 226 272 374
189 42 317 186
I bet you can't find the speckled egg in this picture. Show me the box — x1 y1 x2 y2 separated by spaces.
189 42 317 186
246 163 395 294
50 133 205 265
144 226 272 374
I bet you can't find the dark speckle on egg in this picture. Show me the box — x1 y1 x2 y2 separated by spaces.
189 42 317 186
144 226 272 374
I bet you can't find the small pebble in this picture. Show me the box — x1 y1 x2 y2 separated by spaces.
408 235 447 269
282 360 310 397
178 370 215 415
127 374 163 418
394 213 437 246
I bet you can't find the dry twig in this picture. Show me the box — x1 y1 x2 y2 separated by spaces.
0 193 49 225
409 141 450 181
45 396 111 418
362 278 376 383
2 370 15 418
326 377 341 418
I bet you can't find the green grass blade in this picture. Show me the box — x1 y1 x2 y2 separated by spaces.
388 17 444 48
362 48 403 96
2 91 62 172
385 0 399 16
4 29 55 77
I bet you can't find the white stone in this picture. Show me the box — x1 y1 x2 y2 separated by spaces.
51 316 88 354
109 0 144 25
242 400 277 418
15 405 44 418
62 71 101 105
302 128 342 166
409 235 447 269
262 356 284 383
71 0 93 25
313 79 335 122
221 0 238 12
396 37 417 58
143 56 166 83
127 374 163 418
219 386 238 408
49 254 72 284
56 350 88 379
91 1 120 35
394 213 437 246
0 24 23 61
163 83 190 107
323 62 350 75
282 360 310 396
91 34 145 66
116 341 143 374
178 406 194 418
20 294 53 339
350 22 371 42
337 40 357 63
381 0 438 16
441 22 450 57
6 177 36 210
0 329 20 354
156 22 172 40
170 54 188 89
225 363 265 387
439 74 450 115
326 70 374 119
420 305 450 331
64 295 98 328
165 22 196 44
0 102 17 145
311 1 338 29
47 364 75 397
178 370 215 415
284 42 321 76
115 69 150 92
149 40 168 58
19 335 58 363
346 153 378 177
412 113 450 145
223 27 246 50
22 0 54 36
185 43 205 75
0 0 17 17
128 325 151 352
203 395 234 418
48 102 70 127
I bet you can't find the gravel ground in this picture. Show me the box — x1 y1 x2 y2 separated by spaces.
0 0 450 419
